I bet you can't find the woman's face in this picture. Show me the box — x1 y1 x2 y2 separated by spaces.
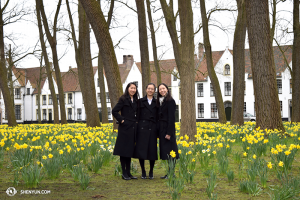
159 85 168 97
128 84 136 97
146 84 155 97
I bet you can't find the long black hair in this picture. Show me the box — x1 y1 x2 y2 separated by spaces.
156 83 173 107
120 82 140 102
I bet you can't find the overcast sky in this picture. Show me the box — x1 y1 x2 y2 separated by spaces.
3 0 294 72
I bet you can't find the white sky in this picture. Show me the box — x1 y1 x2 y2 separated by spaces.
3 0 294 72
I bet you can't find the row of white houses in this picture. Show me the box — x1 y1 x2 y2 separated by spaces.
0 45 293 124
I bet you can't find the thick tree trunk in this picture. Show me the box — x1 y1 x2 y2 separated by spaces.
136 0 150 96
231 0 246 126
78 2 100 127
200 0 227 124
178 0 197 138
8 46 14 107
37 62 42 124
79 0 123 130
146 0 161 85
98 54 109 123
0 4 17 126
39 0 67 124
292 0 300 122
36 0 59 124
245 0 285 131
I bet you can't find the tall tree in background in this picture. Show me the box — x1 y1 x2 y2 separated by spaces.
36 0 59 124
231 0 247 126
66 0 100 127
79 0 123 129
0 1 17 126
245 0 285 131
39 0 67 124
146 0 161 85
200 0 227 124
136 0 150 96
292 0 300 122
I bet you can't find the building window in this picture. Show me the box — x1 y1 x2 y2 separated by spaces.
106 92 110 103
153 92 157 99
225 64 230 75
42 95 46 105
68 108 72 120
56 94 59 105
198 103 204 118
15 88 21 99
280 101 282 117
197 83 203 97
77 108 82 120
49 95 53 105
108 107 112 119
36 109 39 120
43 109 47 120
290 79 292 93
36 95 39 105
48 109 52 121
68 93 72 104
210 83 214 96
173 75 177 81
27 88 30 95
15 105 21 120
97 93 101 103
225 82 231 96
211 103 217 118
244 102 246 115
64 94 66 104
277 79 282 94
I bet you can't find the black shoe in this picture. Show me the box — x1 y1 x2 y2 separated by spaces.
128 173 138 179
149 172 154 179
160 175 168 179
141 171 147 179
122 174 131 180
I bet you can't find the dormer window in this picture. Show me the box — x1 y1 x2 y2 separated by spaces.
225 64 230 75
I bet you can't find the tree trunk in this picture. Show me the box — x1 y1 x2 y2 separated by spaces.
8 45 14 107
79 0 123 130
39 0 67 124
37 60 42 124
98 54 109 123
178 0 197 138
0 3 17 126
245 0 285 131
136 0 151 96
78 2 100 127
146 0 161 85
292 0 300 122
36 0 59 124
200 0 227 124
231 0 246 126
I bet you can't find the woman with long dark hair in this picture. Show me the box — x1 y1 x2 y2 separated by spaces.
112 82 140 180
134 83 158 179
156 83 179 179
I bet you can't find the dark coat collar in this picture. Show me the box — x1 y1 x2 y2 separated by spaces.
141 96 156 112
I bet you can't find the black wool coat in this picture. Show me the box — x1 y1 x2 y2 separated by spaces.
112 96 137 158
134 96 158 160
158 98 179 160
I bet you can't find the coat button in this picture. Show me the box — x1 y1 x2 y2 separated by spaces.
141 127 143 129
143 120 145 122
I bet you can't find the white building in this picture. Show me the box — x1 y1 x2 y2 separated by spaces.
0 45 293 123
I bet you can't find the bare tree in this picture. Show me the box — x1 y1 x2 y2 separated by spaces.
245 0 285 131
231 0 247 126
38 0 67 124
200 0 227 124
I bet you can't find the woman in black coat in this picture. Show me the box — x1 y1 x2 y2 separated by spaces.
112 82 139 180
157 83 179 179
134 83 158 179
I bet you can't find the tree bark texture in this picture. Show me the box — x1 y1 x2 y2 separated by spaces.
231 0 246 126
178 0 197 138
136 0 150 96
79 0 123 130
245 0 285 131
39 0 67 124
78 2 100 127
98 53 109 123
292 0 300 122
146 0 161 85
200 0 227 124
0 4 17 126
36 0 59 124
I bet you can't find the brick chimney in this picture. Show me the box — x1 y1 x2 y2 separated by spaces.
123 55 134 70
198 43 204 61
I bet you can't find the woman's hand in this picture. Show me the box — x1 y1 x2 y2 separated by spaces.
121 120 124 123
165 135 171 140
